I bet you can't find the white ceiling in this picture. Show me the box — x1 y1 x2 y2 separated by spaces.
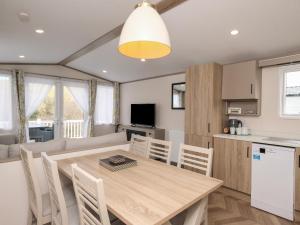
1 0 300 82
0 0 152 63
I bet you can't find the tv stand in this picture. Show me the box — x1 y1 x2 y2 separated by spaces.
131 124 154 129
118 125 165 141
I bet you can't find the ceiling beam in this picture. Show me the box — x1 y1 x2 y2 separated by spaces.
59 0 188 65
121 71 185 84
62 65 114 83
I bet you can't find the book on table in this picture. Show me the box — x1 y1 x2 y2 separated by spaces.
99 155 137 172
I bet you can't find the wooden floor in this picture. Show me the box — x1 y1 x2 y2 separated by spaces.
208 188 300 225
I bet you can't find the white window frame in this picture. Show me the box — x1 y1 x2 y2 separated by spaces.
279 64 300 119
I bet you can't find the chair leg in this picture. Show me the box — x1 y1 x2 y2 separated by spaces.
27 208 33 225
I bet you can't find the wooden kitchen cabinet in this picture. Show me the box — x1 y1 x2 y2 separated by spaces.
213 137 252 194
212 137 233 187
234 140 252 194
185 63 226 147
185 134 213 149
222 60 261 100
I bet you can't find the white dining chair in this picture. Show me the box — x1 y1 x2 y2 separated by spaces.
20 147 52 225
71 164 113 225
20 147 76 225
177 144 213 176
41 152 79 225
147 138 172 165
177 143 214 225
130 134 149 157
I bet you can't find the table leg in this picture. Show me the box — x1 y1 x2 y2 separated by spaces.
183 197 208 225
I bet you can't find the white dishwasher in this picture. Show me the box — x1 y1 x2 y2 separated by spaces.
251 143 295 220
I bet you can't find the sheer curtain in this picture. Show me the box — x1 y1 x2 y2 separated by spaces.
0 71 13 130
24 76 55 141
63 80 89 137
95 83 114 124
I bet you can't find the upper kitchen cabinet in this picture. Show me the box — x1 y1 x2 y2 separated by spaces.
222 60 262 100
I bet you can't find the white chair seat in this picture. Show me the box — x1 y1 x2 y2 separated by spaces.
42 184 76 216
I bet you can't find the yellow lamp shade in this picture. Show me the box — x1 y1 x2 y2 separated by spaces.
119 1 171 59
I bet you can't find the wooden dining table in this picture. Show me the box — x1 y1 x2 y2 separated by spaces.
57 150 223 225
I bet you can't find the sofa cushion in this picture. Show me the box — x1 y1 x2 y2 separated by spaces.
0 134 17 145
0 145 9 159
8 139 66 158
94 125 116 136
65 132 128 151
8 144 21 158
23 139 66 154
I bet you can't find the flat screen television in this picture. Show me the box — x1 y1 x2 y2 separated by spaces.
131 104 155 127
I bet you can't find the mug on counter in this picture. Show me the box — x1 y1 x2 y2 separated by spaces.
241 127 249 136
230 127 236 135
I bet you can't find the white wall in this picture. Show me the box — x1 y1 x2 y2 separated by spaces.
120 74 185 161
232 66 300 139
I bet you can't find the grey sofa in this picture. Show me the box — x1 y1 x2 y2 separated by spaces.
0 132 128 161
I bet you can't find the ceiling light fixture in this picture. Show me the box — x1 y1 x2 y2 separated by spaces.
19 55 25 58
18 12 30 22
119 0 171 60
141 58 146 62
35 29 45 34
102 70 107 73
230 29 239 36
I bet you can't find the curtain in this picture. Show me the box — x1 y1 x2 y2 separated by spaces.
88 80 97 137
24 76 55 141
113 82 120 125
15 70 26 143
64 80 89 137
0 71 13 131
95 83 114 125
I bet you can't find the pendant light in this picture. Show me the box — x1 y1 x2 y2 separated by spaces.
119 0 171 59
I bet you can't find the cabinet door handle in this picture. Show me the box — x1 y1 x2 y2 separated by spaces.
208 123 211 133
208 142 210 149
247 147 250 158
298 155 300 168
251 84 253 95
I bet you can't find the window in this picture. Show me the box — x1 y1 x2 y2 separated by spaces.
95 84 114 124
26 74 90 142
0 72 13 130
280 65 300 117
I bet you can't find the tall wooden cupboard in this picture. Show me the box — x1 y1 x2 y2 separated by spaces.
185 63 226 148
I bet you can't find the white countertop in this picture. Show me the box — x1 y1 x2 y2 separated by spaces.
213 134 300 148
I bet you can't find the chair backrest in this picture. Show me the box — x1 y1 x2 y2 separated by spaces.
71 164 111 225
147 138 172 165
130 134 149 157
41 152 68 225
177 144 213 176
20 147 43 217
